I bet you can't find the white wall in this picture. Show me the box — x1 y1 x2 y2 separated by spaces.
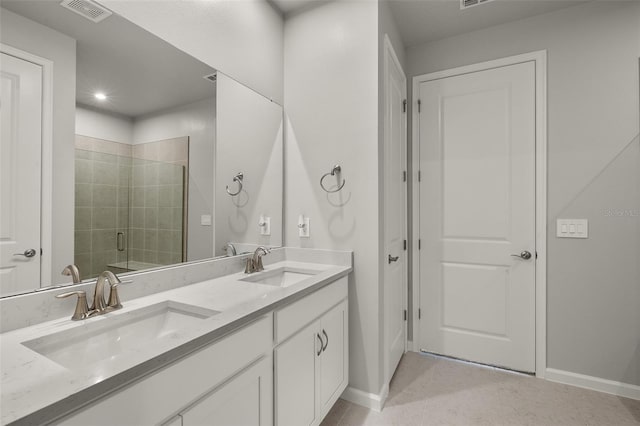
215 74 283 254
1 8 76 286
75 106 133 144
101 0 284 105
134 97 216 262
407 1 640 386
284 0 382 396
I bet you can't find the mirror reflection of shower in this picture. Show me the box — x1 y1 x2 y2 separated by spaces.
74 134 188 280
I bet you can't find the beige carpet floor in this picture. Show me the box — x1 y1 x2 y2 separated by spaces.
321 352 640 426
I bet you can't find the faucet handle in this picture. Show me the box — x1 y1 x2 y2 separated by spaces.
56 291 89 321
107 280 133 310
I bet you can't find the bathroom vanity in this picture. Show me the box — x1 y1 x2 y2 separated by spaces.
0 249 352 426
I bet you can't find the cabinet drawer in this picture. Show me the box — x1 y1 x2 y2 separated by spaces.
56 314 272 426
275 277 347 344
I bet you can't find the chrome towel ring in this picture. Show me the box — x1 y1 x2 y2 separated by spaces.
320 165 345 193
226 172 244 196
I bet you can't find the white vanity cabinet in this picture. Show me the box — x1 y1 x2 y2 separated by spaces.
55 315 273 426
274 277 349 426
166 356 272 426
48 274 349 426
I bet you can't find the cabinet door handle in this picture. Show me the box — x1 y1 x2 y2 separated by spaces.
322 329 329 352
317 333 323 356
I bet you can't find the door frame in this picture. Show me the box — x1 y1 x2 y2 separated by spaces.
1 43 54 287
411 50 547 377
382 34 408 382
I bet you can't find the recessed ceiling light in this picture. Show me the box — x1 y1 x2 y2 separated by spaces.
94 92 107 101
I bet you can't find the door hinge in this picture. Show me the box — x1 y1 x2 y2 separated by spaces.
418 239 421 250
402 171 407 182
403 240 407 251
404 310 407 321
402 99 407 113
418 308 422 319
536 251 538 259
40 248 43 256
418 170 422 182
417 99 421 113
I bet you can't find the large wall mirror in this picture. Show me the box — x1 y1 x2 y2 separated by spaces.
0 1 283 297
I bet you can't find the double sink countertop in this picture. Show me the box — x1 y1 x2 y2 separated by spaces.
1 251 352 425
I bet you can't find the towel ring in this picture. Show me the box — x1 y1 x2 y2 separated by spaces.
226 172 244 196
320 165 345 193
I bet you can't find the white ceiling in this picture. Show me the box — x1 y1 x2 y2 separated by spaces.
271 0 589 46
389 0 589 47
2 0 216 118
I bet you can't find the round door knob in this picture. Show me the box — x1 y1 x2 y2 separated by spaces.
14 249 37 258
511 250 532 260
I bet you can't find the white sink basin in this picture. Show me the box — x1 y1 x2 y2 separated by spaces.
240 267 321 287
22 301 219 369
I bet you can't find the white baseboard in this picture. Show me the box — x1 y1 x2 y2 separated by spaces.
545 368 640 400
341 383 389 412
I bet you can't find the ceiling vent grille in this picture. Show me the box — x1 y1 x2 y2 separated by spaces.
60 0 112 23
203 73 217 83
460 0 495 10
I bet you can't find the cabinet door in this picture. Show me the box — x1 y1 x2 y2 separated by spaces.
319 301 348 414
181 356 272 426
275 320 320 426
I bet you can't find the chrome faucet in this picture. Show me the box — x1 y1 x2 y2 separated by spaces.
61 264 81 283
244 246 270 274
56 270 131 320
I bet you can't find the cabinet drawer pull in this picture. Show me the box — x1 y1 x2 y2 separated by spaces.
317 333 323 356
322 329 329 352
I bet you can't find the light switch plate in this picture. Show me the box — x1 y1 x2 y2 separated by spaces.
259 217 271 236
557 219 588 238
201 214 212 226
299 217 310 238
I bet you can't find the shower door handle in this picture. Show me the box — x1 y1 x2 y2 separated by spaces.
117 232 125 252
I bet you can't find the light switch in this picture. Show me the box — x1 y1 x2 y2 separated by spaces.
259 216 271 236
201 214 212 226
298 215 310 238
557 219 588 238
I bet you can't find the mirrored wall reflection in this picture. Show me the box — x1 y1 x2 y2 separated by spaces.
1 0 283 296
74 135 187 280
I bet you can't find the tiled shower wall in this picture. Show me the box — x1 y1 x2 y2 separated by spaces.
74 135 188 279
129 137 188 266
74 136 131 280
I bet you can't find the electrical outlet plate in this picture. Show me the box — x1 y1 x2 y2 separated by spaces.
201 215 212 226
556 219 588 238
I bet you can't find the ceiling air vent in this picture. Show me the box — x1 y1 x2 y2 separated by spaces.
460 0 495 10
203 73 217 83
60 0 112 23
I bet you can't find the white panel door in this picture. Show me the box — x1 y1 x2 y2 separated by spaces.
0 52 43 296
419 61 536 372
383 38 407 383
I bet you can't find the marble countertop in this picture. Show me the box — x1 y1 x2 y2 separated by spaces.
1 259 351 425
